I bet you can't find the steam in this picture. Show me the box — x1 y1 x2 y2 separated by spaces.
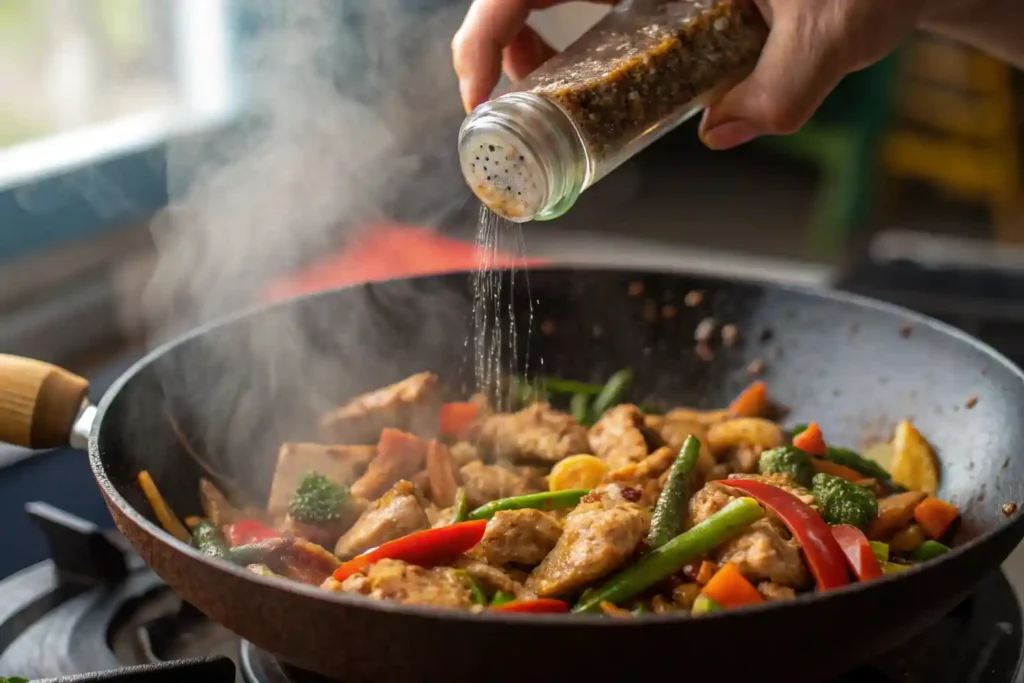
137 0 475 493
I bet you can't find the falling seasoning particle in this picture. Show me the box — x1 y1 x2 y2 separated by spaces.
721 323 740 347
488 145 495 152
694 317 717 343
1002 502 1018 517
627 281 644 296
759 327 774 343
965 395 978 409
899 323 914 339
684 290 704 307
746 358 764 375
1002 457 1011 470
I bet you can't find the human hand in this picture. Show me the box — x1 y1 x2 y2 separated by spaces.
451 0 959 150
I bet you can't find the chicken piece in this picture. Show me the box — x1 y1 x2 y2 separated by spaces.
869 490 928 540
688 480 809 588
589 405 651 471
199 478 242 527
426 440 461 508
329 558 473 609
526 485 650 597
664 407 730 427
605 446 678 507
334 480 430 559
479 509 563 567
460 461 544 509
758 581 797 601
266 444 376 519
351 430 427 500
451 557 531 598
646 415 716 477
449 442 480 467
320 372 442 444
274 539 341 586
476 403 590 464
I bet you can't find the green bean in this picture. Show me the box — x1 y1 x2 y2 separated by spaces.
881 561 911 575
454 570 487 605
825 447 891 480
631 603 649 616
570 393 592 425
450 487 469 524
491 590 514 606
911 540 950 562
542 378 605 395
869 540 889 564
691 594 722 615
646 436 701 548
227 538 292 566
573 497 765 612
590 368 635 419
191 520 229 560
468 489 590 521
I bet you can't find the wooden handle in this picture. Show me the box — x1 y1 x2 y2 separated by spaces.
0 354 89 449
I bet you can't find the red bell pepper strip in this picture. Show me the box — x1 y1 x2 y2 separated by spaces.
724 478 849 590
830 524 883 581
793 422 827 456
333 519 487 581
491 598 569 614
439 402 480 437
225 520 280 547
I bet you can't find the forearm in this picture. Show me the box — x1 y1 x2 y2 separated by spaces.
923 0 1024 69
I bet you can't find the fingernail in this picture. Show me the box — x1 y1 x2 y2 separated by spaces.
459 79 473 114
701 121 758 150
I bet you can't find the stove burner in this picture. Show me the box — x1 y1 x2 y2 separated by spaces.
1 501 1022 682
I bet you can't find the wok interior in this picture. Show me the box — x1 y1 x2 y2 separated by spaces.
97 269 1024 554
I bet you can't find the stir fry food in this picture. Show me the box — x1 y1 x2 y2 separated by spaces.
139 371 961 616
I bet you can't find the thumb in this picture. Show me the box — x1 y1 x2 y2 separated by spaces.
699 11 847 150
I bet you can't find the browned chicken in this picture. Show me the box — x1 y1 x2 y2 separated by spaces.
451 558 531 598
476 403 590 464
589 404 651 471
526 485 649 597
460 461 544 509
327 558 473 610
320 372 442 443
351 431 427 500
334 480 430 559
276 538 341 585
478 509 563 566
266 444 376 519
426 440 461 508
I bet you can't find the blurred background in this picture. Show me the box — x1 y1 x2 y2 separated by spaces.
2 0 1024 575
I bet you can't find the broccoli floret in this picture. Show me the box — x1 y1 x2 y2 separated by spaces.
811 473 878 531
759 446 815 488
288 471 350 524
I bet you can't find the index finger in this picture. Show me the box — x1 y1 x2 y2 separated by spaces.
452 0 610 112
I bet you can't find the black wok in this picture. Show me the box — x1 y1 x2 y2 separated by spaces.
1 267 1022 682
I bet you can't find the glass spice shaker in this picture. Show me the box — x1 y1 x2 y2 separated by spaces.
458 0 768 222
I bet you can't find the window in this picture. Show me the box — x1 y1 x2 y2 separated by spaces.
0 0 234 263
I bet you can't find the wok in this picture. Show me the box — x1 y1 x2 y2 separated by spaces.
1 267 1023 682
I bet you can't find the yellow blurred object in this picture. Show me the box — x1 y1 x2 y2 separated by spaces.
890 420 940 496
549 455 609 491
862 441 895 473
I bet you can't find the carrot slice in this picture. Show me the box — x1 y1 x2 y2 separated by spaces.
793 422 827 457
913 497 959 540
700 562 764 608
812 458 862 483
728 381 767 418
137 470 191 543
439 402 480 437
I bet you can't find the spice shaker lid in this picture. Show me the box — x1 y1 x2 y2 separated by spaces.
458 122 549 222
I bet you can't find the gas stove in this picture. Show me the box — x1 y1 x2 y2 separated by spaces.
0 500 1020 683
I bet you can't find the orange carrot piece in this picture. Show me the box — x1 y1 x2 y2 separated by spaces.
695 560 718 585
793 422 827 457
728 381 767 418
812 458 863 483
700 562 764 608
439 402 479 437
377 428 428 459
914 497 959 540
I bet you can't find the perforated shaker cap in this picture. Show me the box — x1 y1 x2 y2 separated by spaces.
458 123 549 222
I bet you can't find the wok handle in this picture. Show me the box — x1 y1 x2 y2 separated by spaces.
0 354 89 449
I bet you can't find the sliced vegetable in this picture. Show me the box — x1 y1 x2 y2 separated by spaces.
888 524 925 553
791 424 809 436
631 603 649 616
725 478 849 590
792 422 826 457
570 393 592 425
513 378 549 408
540 377 605 395
758 445 814 488
454 569 487 605
288 471 351 524
728 380 767 418
700 562 764 608
911 539 951 562
869 490 928 540
439 402 480 437
691 594 723 615
333 520 488 581
913 497 959 540
811 458 864 483
450 487 469 524
881 561 911 575
490 590 514 606
869 540 890 564
863 441 896 474
228 538 294 566
247 563 278 578
468 489 590 521
492 598 569 613
830 524 883 581
191 519 230 560
184 515 202 529
548 455 609 492
646 435 701 548
812 473 878 531
573 497 765 612
137 470 191 543
825 447 891 480
891 420 939 496
225 519 280 547
590 368 635 419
